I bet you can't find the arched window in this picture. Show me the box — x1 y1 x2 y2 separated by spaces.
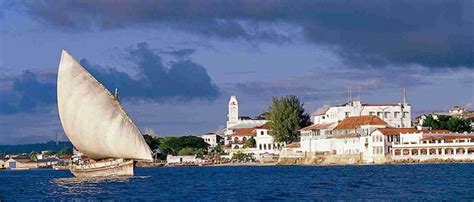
234 137 239 142
259 144 262 150
264 144 267 150
234 145 239 149
242 137 247 142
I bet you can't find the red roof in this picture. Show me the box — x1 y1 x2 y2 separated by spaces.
421 133 474 141
334 115 387 130
378 128 449 136
285 142 300 148
232 128 256 137
300 123 333 131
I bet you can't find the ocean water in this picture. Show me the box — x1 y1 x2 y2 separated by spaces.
1 164 473 200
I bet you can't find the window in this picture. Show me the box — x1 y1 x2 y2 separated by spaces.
403 112 409 118
261 131 264 135
377 112 383 118
345 112 350 117
384 112 390 118
394 112 400 118
369 111 375 115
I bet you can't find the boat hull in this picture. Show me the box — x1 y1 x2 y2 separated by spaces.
70 159 134 177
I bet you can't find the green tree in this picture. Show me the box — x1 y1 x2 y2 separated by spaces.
178 147 195 155
423 115 472 132
243 137 256 148
160 136 209 155
29 151 38 161
57 148 73 157
268 95 311 143
422 115 440 129
143 134 162 151
213 144 224 154
447 117 472 132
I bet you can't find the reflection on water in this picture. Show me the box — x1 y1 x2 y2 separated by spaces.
49 175 149 196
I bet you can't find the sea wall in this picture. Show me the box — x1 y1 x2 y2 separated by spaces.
278 150 363 165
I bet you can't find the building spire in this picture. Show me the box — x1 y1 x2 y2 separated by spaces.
402 88 407 105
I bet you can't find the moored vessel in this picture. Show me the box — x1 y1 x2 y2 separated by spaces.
57 50 153 177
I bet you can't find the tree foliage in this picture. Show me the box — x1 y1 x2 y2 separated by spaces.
143 134 162 151
57 148 73 157
159 136 209 155
268 95 311 143
423 115 472 132
243 137 256 148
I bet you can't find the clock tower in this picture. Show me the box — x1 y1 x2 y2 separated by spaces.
227 95 239 126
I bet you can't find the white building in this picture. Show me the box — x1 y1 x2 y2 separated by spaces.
313 91 411 128
224 96 268 147
299 123 337 153
167 155 203 164
254 122 285 156
298 115 388 162
201 133 222 148
229 128 255 149
391 132 474 161
331 115 388 157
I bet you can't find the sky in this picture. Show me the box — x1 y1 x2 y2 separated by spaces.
0 0 473 144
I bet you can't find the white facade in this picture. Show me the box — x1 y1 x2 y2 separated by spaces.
313 99 411 128
166 155 203 164
299 123 337 153
201 133 221 147
224 96 268 146
392 132 474 161
255 126 285 155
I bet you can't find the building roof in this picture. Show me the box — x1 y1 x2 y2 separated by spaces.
334 115 387 130
285 142 300 148
300 123 334 131
254 122 271 129
312 105 330 116
228 121 267 129
421 133 474 141
378 128 449 136
232 128 256 137
362 103 400 107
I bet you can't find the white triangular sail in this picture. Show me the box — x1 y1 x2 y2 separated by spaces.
57 50 152 160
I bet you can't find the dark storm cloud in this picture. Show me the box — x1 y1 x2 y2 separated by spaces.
0 43 219 114
0 70 55 114
20 0 474 68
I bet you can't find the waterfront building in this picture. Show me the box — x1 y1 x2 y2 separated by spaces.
201 132 223 148
331 115 388 156
391 132 474 161
224 96 268 146
299 123 337 153
296 115 389 162
254 122 286 156
312 90 411 128
229 128 255 149
167 155 203 164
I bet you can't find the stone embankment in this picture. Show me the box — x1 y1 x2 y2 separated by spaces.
278 153 363 166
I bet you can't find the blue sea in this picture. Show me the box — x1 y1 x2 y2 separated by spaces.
1 164 473 200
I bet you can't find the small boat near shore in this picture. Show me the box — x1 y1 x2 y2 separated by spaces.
57 50 153 177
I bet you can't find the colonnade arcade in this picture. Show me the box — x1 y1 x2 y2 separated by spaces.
393 147 474 156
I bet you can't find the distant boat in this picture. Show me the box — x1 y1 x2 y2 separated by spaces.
57 50 152 177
